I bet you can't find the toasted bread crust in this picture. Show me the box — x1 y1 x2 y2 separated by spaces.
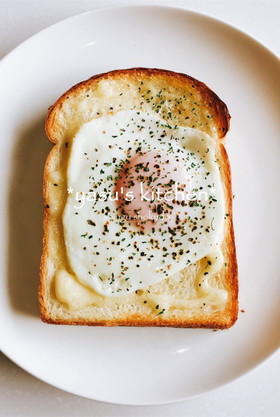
46 68 230 144
40 68 237 328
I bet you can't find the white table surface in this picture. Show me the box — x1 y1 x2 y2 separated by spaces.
0 0 279 416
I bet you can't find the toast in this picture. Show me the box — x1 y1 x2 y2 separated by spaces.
39 68 238 328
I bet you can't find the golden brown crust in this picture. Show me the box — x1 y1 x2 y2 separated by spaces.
39 146 56 322
40 67 237 328
218 145 239 326
41 317 233 329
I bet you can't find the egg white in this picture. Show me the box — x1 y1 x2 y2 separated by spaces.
63 110 225 296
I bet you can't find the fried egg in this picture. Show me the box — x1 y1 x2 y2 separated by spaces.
63 110 225 296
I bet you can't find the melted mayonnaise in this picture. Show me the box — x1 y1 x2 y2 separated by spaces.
55 248 227 311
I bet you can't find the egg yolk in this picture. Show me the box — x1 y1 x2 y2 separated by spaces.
115 151 190 232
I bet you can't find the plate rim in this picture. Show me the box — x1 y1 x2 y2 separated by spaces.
0 3 279 68
0 3 280 406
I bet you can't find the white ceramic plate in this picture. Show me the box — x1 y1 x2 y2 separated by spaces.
0 5 279 406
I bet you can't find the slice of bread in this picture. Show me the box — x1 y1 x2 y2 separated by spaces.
39 68 238 328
